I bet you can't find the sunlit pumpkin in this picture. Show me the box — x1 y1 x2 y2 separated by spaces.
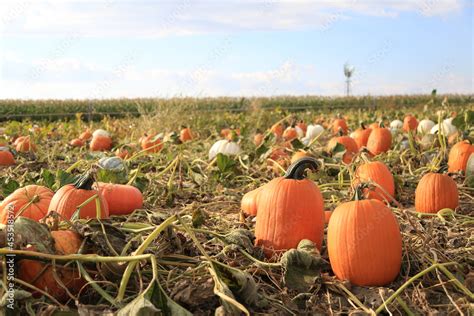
327 136 358 164
179 127 193 142
353 161 395 202
296 120 307 134
290 150 309 164
253 132 264 147
79 129 92 141
140 134 163 153
0 147 15 166
18 230 85 302
209 139 241 160
283 126 298 141
417 119 435 135
447 141 474 173
403 115 418 132
16 136 36 152
270 123 284 138
90 135 112 151
69 138 84 147
415 173 459 213
94 182 143 216
367 126 392 156
332 119 348 135
255 157 325 257
241 185 265 216
0 185 53 224
49 173 109 220
351 124 372 149
328 193 402 286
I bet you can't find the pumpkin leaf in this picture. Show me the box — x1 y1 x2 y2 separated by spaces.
216 153 236 174
452 110 473 131
280 239 323 292
1 178 20 196
223 228 256 254
291 138 305 150
56 170 78 189
40 168 56 189
331 142 346 154
0 289 32 307
96 168 128 184
9 217 55 253
118 280 192 316
255 144 269 158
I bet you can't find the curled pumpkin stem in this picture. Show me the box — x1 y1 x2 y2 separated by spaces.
353 182 373 201
73 172 95 190
284 157 320 180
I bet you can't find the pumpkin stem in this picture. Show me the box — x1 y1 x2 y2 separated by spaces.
360 122 366 130
353 183 372 201
73 172 95 190
284 157 320 180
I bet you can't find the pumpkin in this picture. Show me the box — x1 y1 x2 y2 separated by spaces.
0 185 53 224
353 161 395 202
0 147 15 166
241 186 264 216
368 122 380 130
430 118 457 137
367 126 392 156
92 129 110 138
253 132 264 147
403 115 418 132
417 119 435 135
268 147 290 161
16 136 36 152
221 128 240 140
283 126 298 141
48 173 109 220
90 135 112 151
351 124 372 149
296 120 307 134
332 119 348 135
327 136 358 164
18 230 85 302
69 138 84 147
302 124 324 145
415 173 459 213
209 139 242 160
140 134 163 153
179 127 193 142
115 145 134 159
390 120 403 130
327 192 402 286
79 129 92 141
271 123 284 138
448 141 474 173
324 210 332 225
255 157 325 257
291 150 309 164
94 182 143 215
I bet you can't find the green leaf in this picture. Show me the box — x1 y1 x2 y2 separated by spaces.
280 239 323 292
216 153 236 173
452 110 473 131
1 178 20 196
40 169 56 189
118 280 192 316
465 154 474 188
291 138 305 150
56 170 78 189
213 262 259 307
192 209 206 228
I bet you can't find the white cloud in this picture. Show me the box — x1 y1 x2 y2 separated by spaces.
0 0 466 38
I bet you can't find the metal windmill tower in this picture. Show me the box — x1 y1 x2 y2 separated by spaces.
344 63 355 96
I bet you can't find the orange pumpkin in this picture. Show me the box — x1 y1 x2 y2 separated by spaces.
367 126 392 156
255 158 325 257
327 136 358 164
253 132 264 147
179 127 193 142
403 115 418 132
324 210 332 225
291 150 309 164
79 129 92 141
353 161 395 202
369 122 380 130
49 173 109 220
16 136 36 152
69 138 84 147
0 148 15 166
447 141 474 173
271 123 284 138
18 230 85 302
328 196 402 286
241 186 264 216
297 120 307 134
0 185 53 224
115 146 133 159
332 119 348 135
90 135 112 151
283 126 298 141
94 182 143 216
352 124 372 149
141 134 163 153
415 173 459 213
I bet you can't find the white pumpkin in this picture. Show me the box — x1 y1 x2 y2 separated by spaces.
209 140 242 160
390 120 403 130
306 124 324 140
295 126 305 138
93 129 110 138
430 118 457 137
417 119 435 134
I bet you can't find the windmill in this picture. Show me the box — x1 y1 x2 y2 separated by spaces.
344 63 355 96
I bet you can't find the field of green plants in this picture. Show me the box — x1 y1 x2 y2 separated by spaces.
0 95 472 315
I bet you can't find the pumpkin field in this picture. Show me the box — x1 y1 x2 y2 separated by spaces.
0 96 473 315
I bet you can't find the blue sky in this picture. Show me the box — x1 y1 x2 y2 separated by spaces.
0 0 472 99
